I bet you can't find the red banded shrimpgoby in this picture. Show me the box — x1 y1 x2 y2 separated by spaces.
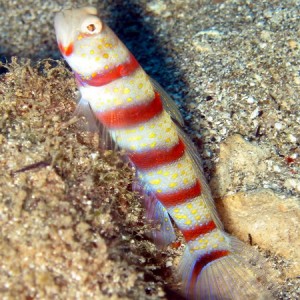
54 7 271 300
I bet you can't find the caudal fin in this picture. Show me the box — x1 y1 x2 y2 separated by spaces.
179 236 274 300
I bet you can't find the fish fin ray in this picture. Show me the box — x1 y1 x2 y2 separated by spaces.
175 125 223 229
74 98 118 151
133 179 176 248
179 235 274 300
149 77 184 126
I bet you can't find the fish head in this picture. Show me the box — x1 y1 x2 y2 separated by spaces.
54 7 101 56
54 7 120 76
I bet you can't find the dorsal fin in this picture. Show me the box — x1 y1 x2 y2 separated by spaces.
149 77 184 126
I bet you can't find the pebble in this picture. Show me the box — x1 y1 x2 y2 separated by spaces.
274 122 283 130
288 134 297 143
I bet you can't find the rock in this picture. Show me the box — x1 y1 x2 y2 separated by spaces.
210 134 270 198
216 189 300 278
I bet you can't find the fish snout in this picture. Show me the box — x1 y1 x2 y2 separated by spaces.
58 42 74 56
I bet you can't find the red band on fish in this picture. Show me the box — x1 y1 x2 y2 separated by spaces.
75 53 139 87
129 139 185 170
190 250 229 291
182 220 216 242
58 42 74 56
96 92 163 128
156 180 201 207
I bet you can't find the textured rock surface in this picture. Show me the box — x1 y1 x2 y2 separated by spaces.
217 189 300 278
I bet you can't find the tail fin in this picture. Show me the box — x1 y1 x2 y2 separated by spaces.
179 235 274 300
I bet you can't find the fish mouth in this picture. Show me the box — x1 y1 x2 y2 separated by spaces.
54 10 77 56
58 42 74 56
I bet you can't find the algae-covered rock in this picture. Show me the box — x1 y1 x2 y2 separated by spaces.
0 59 168 300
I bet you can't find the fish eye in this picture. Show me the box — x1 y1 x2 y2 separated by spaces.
81 17 102 34
87 24 96 32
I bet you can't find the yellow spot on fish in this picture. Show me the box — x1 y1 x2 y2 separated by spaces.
139 126 144 131
114 88 119 93
138 83 143 89
150 142 156 148
105 43 113 48
77 35 83 40
187 203 193 209
156 189 162 193
123 88 130 94
114 99 122 105
81 53 86 57
128 136 141 141
97 45 102 49
105 65 109 70
173 208 180 213
164 218 168 222
91 72 97 78
125 129 136 134
175 214 187 219
95 57 100 61
163 171 169 176
90 49 95 55
185 219 192 225
127 97 133 102
191 209 197 214
196 216 201 220
103 53 109 58
166 128 171 132
149 132 156 138
157 170 163 175
150 179 161 185
169 182 177 188
165 138 171 143
183 178 189 184
172 173 178 179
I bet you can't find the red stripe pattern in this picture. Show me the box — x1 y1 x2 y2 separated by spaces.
129 139 185 170
75 53 139 87
182 220 216 242
190 250 229 290
96 92 163 129
156 180 201 207
58 42 74 56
